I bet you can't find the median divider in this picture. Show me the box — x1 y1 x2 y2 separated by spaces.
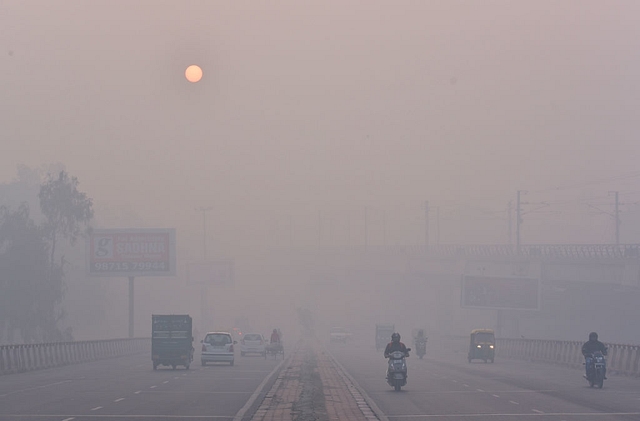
248 337 381 421
0 338 150 375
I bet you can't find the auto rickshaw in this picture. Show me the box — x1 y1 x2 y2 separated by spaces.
468 329 495 363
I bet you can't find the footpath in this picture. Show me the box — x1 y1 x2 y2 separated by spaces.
249 338 382 421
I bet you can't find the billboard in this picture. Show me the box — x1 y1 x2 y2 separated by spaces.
87 229 176 277
461 276 540 310
187 260 234 286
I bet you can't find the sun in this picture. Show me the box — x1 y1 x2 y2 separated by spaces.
185 65 203 83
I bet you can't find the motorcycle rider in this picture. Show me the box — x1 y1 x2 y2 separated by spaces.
270 328 281 344
384 333 409 358
414 329 427 345
582 332 607 380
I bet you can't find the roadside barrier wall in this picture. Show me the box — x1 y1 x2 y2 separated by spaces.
438 335 640 377
497 338 640 377
0 338 150 375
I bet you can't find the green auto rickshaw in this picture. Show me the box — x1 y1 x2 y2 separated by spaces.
468 329 495 363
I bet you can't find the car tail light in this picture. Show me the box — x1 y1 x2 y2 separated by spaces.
202 344 206 352
229 344 234 352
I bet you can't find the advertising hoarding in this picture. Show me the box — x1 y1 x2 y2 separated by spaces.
461 275 540 310
187 260 234 286
87 228 176 277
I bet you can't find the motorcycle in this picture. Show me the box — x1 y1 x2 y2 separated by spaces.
386 348 411 391
415 338 427 359
584 350 607 388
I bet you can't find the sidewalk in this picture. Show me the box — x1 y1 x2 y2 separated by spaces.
250 338 379 421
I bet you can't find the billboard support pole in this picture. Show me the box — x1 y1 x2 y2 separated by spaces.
128 276 135 338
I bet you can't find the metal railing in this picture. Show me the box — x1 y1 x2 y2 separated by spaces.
497 338 640 377
318 244 640 260
0 338 150 375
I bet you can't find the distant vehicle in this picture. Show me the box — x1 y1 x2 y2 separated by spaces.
330 327 351 343
468 329 495 363
151 314 194 370
201 332 236 366
240 333 267 356
376 324 395 351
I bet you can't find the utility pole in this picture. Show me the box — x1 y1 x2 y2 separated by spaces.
508 201 513 246
436 206 440 246
196 206 213 330
383 211 387 246
516 191 524 251
609 191 620 245
197 207 213 260
364 206 369 250
424 201 430 247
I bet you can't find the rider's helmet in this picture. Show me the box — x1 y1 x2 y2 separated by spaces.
273 328 278 334
417 329 424 337
589 332 598 341
391 333 400 343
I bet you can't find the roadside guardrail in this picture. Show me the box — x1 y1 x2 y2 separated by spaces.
496 338 640 377
0 338 149 375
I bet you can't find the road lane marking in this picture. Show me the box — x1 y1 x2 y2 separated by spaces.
476 389 484 392
452 380 458 383
150 386 157 389
532 409 544 414
386 413 640 418
134 391 141 394
0 415 237 419
162 381 169 384
114 398 125 402
0 380 73 398
62 418 75 421
233 355 288 421
492 394 500 398
90 407 102 411
509 401 519 405
463 384 469 387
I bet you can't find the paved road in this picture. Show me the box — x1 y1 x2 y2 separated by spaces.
0 350 283 421
328 340 640 421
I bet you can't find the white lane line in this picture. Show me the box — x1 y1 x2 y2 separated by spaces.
62 418 75 421
91 406 103 411
0 380 73 398
532 409 544 414
476 389 484 392
134 390 142 394
162 381 169 384
150 386 157 389
173 377 179 379
509 401 519 405
452 380 458 383
114 398 125 402
386 413 640 418
492 394 500 398
463 384 470 387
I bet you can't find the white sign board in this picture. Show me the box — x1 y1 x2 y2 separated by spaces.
188 260 234 286
87 228 176 277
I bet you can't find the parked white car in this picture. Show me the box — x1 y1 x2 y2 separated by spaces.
240 333 267 356
201 332 236 366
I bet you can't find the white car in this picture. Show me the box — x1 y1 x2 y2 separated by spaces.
201 332 236 366
240 333 267 356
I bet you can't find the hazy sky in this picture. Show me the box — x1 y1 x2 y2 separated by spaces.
3 1 640 256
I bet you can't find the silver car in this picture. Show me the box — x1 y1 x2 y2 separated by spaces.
201 332 236 366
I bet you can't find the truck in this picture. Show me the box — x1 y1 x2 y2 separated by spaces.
152 314 194 370
375 323 395 351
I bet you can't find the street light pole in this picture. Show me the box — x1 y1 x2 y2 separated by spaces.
197 207 213 260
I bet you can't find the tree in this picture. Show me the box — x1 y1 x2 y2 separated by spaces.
38 171 94 269
0 204 63 342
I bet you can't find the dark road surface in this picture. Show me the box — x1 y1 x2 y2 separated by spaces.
0 350 282 421
3 341 640 421
328 340 640 421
